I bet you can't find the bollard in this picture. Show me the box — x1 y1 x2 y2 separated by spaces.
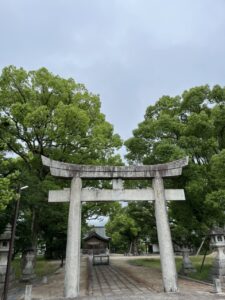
24 284 32 300
42 275 48 284
213 278 222 294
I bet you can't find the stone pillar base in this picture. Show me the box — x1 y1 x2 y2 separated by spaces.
21 273 36 282
0 268 15 288
210 258 225 282
179 251 196 275
211 275 225 286
20 248 36 282
179 265 197 275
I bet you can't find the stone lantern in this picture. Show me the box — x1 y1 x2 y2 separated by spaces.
179 245 196 275
209 227 225 283
0 224 14 288
21 247 36 281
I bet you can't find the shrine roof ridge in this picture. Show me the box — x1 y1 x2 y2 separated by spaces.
41 156 189 179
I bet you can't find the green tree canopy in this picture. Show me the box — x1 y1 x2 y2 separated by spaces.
0 65 122 255
0 66 121 167
125 85 225 247
0 152 19 232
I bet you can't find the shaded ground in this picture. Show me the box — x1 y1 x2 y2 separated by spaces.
2 255 225 299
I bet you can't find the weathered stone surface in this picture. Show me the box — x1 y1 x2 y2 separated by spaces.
211 259 225 276
209 229 225 284
64 177 82 298
0 224 15 287
0 269 14 288
21 248 36 281
48 188 185 203
179 248 196 275
213 278 222 294
42 275 48 284
152 174 178 292
42 156 189 179
24 284 32 300
112 179 123 189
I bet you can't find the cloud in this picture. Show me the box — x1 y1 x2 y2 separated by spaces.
0 0 225 145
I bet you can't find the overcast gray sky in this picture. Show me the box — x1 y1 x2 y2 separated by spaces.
1 0 225 146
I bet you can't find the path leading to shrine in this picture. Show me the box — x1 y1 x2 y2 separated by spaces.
6 255 224 299
88 263 157 297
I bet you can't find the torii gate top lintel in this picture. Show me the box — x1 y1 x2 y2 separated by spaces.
41 155 188 179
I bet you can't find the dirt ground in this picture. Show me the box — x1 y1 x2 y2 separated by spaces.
30 256 89 299
110 255 214 294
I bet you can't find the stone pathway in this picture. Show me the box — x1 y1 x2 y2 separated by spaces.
89 264 156 297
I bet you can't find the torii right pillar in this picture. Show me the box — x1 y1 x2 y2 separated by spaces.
153 171 178 292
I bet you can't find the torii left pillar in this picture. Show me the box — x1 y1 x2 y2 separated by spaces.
64 177 82 298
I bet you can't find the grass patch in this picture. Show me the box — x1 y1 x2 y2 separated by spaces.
188 256 213 281
12 256 60 279
129 256 214 282
130 258 162 270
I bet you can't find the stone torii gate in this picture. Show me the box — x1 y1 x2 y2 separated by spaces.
42 156 189 298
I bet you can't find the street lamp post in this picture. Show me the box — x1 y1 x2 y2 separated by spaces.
1 185 28 300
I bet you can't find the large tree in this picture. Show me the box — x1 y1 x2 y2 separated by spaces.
106 206 140 254
125 85 225 247
0 66 122 254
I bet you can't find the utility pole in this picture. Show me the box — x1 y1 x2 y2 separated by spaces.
1 185 28 300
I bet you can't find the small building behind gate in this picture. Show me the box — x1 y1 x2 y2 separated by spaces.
82 226 110 255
